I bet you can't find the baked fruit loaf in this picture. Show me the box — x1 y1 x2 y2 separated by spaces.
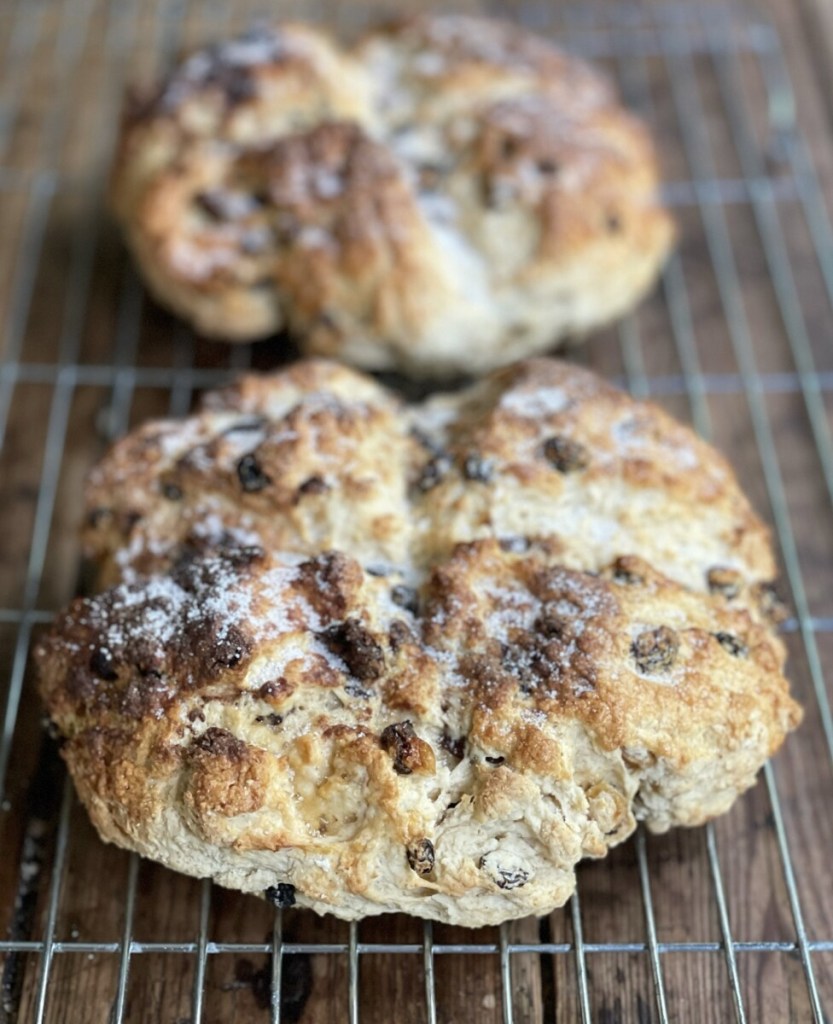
111 16 674 376
36 359 800 925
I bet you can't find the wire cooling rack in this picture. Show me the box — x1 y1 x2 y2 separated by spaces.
1 1 832 1021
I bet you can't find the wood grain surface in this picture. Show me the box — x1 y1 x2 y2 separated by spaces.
1 1 832 1021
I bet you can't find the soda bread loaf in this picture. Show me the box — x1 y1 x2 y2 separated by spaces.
111 16 674 376
36 359 800 925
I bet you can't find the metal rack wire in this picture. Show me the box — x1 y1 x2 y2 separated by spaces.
1 1 832 1021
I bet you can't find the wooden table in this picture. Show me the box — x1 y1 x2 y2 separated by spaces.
1 1 832 1021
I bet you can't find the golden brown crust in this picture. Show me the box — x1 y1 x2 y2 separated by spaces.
37 358 800 925
111 16 674 375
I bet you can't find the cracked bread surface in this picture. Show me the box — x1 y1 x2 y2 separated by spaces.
111 15 673 376
36 358 800 925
